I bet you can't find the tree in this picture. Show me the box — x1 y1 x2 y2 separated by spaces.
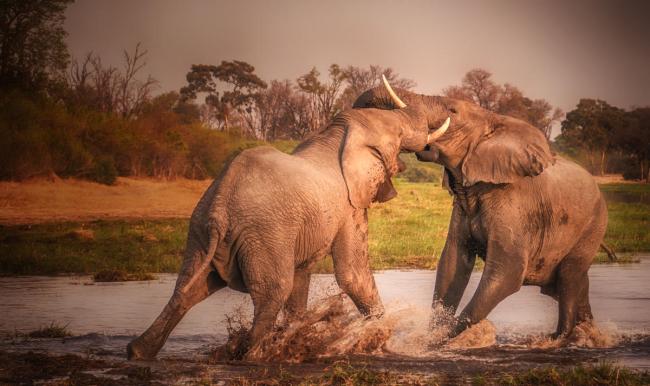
443 68 563 139
616 107 650 182
0 0 72 91
255 79 295 140
497 84 563 139
296 64 347 133
558 99 625 175
337 65 415 109
180 60 267 133
447 68 500 110
66 44 158 118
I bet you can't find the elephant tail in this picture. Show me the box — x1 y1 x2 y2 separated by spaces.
180 217 224 293
600 242 617 262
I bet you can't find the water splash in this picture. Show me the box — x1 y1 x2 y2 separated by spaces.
245 294 390 362
517 320 620 349
213 292 624 363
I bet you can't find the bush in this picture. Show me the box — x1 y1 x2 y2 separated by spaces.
398 166 440 183
89 157 117 185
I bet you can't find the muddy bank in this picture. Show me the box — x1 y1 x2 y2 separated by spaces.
2 344 649 385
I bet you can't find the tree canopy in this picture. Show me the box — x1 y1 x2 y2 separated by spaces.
0 0 72 92
443 68 563 139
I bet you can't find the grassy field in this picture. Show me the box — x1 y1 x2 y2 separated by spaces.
599 184 650 254
0 169 648 275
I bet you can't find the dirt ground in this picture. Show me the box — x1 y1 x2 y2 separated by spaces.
0 177 211 225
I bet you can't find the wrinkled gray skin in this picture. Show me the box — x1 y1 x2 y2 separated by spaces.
355 87 607 339
126 101 445 360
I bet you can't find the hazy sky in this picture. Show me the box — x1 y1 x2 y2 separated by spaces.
65 0 650 137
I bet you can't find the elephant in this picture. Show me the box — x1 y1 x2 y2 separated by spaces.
354 85 607 339
126 77 451 360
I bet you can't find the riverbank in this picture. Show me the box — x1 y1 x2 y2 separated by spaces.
0 178 648 275
0 349 648 385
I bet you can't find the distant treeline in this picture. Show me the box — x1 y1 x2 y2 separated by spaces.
555 100 650 181
0 1 647 184
443 70 650 181
0 88 296 184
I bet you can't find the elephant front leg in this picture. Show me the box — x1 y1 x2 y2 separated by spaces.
433 204 475 313
331 209 383 317
453 240 526 336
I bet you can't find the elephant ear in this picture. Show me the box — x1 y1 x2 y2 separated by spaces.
341 121 401 209
461 122 555 186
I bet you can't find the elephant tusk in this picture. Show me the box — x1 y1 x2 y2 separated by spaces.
382 74 407 108
427 117 450 143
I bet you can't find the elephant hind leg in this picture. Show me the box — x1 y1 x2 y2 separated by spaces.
128 266 226 360
576 274 593 324
242 251 295 349
555 261 590 338
284 268 311 316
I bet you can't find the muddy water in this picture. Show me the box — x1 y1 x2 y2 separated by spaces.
1 257 649 371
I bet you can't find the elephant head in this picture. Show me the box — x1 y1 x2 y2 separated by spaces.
353 80 555 188
342 77 450 208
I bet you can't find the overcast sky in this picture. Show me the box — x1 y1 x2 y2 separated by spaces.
65 0 650 137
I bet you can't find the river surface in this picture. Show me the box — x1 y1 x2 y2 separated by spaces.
1 257 649 373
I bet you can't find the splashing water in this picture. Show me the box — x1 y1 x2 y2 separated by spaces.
214 291 620 363
515 320 620 349
245 294 390 362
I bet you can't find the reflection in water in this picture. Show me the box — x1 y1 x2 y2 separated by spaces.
0 257 649 368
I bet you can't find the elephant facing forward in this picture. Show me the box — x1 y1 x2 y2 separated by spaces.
355 85 607 339
127 79 451 360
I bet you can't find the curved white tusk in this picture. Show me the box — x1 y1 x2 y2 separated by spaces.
427 117 450 143
381 74 407 108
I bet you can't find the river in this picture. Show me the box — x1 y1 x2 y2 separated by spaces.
1 256 649 376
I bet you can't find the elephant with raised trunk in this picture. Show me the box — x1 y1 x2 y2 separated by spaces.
127 78 451 360
355 85 607 339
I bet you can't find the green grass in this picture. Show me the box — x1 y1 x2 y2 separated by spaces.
0 180 648 276
368 179 451 270
26 322 72 338
490 362 650 386
0 219 188 275
599 183 650 255
93 269 157 282
226 361 650 386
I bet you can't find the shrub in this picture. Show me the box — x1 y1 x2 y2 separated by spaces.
89 157 118 185
398 166 440 183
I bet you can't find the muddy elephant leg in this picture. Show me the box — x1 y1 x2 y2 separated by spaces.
284 269 311 316
433 204 475 313
555 264 590 337
244 251 294 348
331 209 383 317
453 241 526 336
576 274 593 324
128 246 225 360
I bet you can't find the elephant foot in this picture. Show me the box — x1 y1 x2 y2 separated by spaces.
127 338 158 360
364 306 385 320
450 317 471 338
